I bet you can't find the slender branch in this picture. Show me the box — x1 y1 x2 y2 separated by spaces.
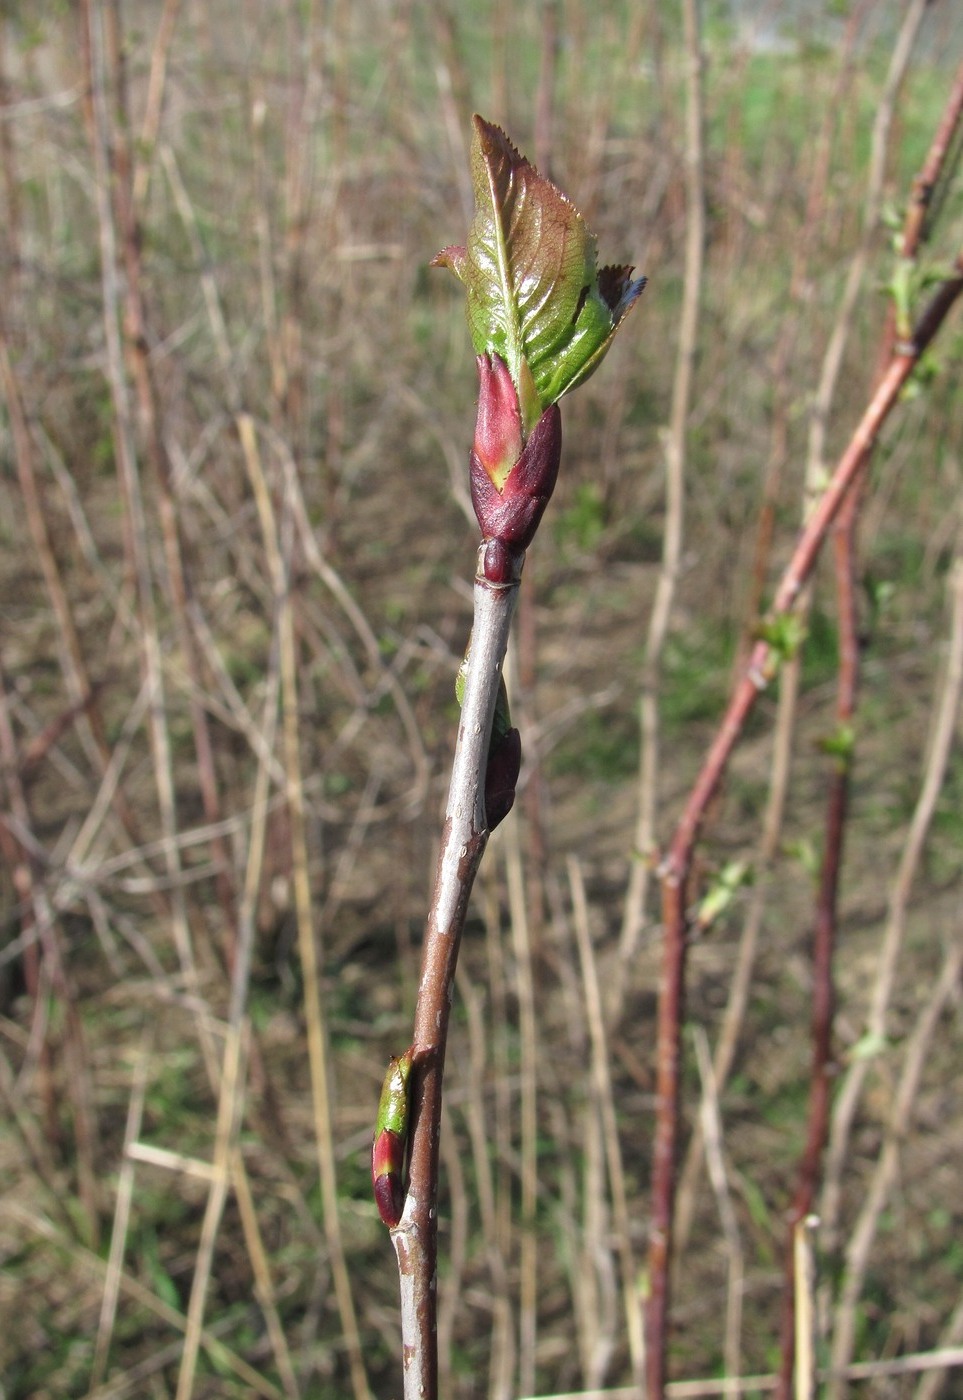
646 251 963 1398
775 485 859 1400
774 51 962 1399
817 56 963 1261
391 546 523 1400
900 58 963 260
664 256 962 883
676 19 921 1264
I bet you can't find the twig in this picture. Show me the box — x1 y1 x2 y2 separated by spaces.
160 105 372 1393
776 37 959 1396
278 0 323 461
775 479 860 1400
231 1148 303 1400
737 3 870 655
675 17 905 1256
103 0 239 957
672 651 799 1254
819 56 963 1254
648 250 963 1398
391 546 522 1400
131 0 180 212
804 0 930 487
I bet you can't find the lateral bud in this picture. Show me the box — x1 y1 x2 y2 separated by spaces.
484 725 521 830
371 1048 414 1229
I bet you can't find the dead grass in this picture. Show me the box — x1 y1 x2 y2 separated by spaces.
1 2 962 1398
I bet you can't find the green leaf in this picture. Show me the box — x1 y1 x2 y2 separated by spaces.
758 612 807 663
376 1049 413 1139
696 859 753 930
433 116 644 424
818 721 856 762
850 1031 889 1062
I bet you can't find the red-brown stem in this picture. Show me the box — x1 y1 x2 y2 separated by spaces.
900 59 963 261
645 254 963 1399
776 477 861 1399
775 79 963 1389
391 546 523 1400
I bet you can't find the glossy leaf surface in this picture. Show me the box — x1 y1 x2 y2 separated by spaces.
433 116 645 422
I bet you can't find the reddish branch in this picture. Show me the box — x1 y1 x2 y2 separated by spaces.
774 62 963 1394
901 60 963 260
775 480 860 1399
645 250 963 1399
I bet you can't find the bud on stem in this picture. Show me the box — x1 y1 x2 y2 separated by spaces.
372 1049 414 1228
470 353 563 582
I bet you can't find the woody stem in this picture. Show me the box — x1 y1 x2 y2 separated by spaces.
391 543 523 1400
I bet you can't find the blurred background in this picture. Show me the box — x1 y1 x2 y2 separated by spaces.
1 2 962 1396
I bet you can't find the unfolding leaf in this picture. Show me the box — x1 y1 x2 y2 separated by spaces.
432 116 644 423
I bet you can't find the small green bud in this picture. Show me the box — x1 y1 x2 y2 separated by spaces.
372 1049 414 1228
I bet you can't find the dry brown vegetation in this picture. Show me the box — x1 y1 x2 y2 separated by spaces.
1 2 962 1398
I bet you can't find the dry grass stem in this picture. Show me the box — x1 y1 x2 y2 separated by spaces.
792 1217 818 1400
89 1033 152 1391
569 854 645 1384
455 961 516 1399
674 653 800 1255
241 413 371 1400
618 0 706 975
692 1026 744 1393
518 1338 963 1400
506 829 540 1397
5 1203 286 1399
827 932 963 1398
3 10 961 1396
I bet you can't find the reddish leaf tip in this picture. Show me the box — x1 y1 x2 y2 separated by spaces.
430 243 467 277
472 114 526 168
